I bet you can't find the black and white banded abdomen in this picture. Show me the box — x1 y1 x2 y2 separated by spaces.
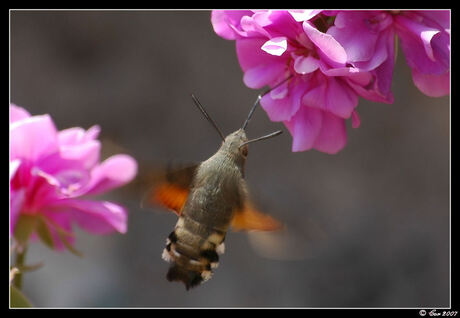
162 213 227 290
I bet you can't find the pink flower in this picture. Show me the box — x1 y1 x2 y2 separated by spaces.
393 10 450 97
211 10 379 154
10 104 137 251
325 10 396 103
328 10 450 97
211 10 450 154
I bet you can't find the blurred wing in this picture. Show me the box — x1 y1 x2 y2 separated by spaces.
231 202 282 232
246 217 328 261
141 164 199 216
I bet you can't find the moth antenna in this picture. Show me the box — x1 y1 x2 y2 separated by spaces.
191 94 226 142
239 130 283 148
241 75 293 131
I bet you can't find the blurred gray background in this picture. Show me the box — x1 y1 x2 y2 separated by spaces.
10 10 450 308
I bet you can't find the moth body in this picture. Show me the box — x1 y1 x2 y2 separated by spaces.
146 92 284 290
163 129 250 289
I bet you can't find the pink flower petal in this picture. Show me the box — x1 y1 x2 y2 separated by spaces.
302 75 358 118
418 10 450 31
313 111 347 154
284 107 323 152
395 15 449 75
38 130 101 185
255 10 305 40
366 28 395 100
261 37 288 56
236 38 288 88
243 63 287 89
10 115 59 162
211 10 253 40
329 11 393 64
39 167 91 197
303 21 347 65
351 110 361 129
269 80 289 99
343 29 395 104
82 154 137 196
84 125 101 141
236 38 286 72
288 10 322 22
59 140 101 170
421 29 440 61
41 209 75 250
346 75 394 104
293 54 320 74
260 81 304 122
61 199 128 234
26 167 69 209
10 159 21 180
318 60 361 77
10 104 31 123
327 12 379 62
33 152 94 198
411 68 450 97
322 78 358 118
349 27 395 75
58 125 101 146
240 14 271 38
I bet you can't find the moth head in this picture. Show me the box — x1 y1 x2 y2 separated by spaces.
189 94 282 158
222 129 248 158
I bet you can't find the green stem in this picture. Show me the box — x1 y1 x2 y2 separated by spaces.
13 245 27 290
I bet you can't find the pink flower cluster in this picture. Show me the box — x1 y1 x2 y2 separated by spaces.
211 10 450 153
10 104 137 250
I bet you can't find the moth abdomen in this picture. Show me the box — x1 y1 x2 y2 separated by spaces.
200 249 219 263
162 214 227 289
163 246 215 290
166 264 204 290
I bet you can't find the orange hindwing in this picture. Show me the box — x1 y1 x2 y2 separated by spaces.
231 203 282 232
142 164 198 216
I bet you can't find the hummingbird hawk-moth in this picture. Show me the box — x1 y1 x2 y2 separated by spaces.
143 85 288 290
